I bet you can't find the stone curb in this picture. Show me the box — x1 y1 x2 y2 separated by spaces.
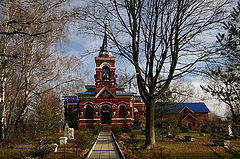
111 132 126 159
85 133 99 159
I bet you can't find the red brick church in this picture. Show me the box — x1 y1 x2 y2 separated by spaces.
63 22 146 129
158 103 210 131
63 22 210 131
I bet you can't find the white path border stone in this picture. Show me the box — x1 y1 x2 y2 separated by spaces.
85 133 99 159
111 133 126 159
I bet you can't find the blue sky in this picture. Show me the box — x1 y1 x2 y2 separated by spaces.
61 0 230 117
62 28 227 117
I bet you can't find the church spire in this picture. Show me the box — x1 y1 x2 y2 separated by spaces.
99 19 112 57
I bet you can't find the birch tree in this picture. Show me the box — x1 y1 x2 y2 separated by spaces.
0 0 72 141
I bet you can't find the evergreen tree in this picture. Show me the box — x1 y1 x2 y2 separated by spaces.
155 88 179 141
34 103 59 140
202 2 240 135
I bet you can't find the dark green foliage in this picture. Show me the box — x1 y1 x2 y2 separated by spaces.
26 103 60 158
92 123 102 135
170 126 180 137
111 125 122 138
155 117 179 137
34 104 59 139
201 125 209 133
224 135 238 140
232 115 240 136
180 121 189 133
155 102 179 139
28 141 52 158
121 126 131 133
202 2 240 134
133 119 141 130
211 131 238 140
73 131 95 151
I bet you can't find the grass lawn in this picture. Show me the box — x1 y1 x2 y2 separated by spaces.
117 130 240 159
0 130 96 159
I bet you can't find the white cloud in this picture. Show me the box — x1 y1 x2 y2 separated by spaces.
191 81 227 117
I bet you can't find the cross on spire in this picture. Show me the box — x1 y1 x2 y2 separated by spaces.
99 19 112 57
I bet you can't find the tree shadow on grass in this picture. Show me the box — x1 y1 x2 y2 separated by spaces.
208 146 240 159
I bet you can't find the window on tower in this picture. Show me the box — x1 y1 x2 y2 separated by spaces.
102 66 109 81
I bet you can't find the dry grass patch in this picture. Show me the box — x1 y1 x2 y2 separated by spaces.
0 130 96 159
117 130 240 159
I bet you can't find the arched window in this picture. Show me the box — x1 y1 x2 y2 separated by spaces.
102 66 109 81
85 105 94 119
119 105 126 118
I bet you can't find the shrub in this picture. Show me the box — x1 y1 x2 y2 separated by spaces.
28 140 52 158
233 123 240 136
201 125 209 133
112 125 122 137
133 119 141 130
119 133 131 143
74 131 95 151
92 123 102 135
232 115 240 136
118 133 131 155
180 122 189 133
34 104 59 140
224 135 237 140
171 127 180 137
120 124 131 133
200 133 206 136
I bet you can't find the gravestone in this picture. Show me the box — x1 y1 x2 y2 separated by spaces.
168 126 172 136
69 128 74 140
185 136 195 141
228 123 233 136
213 139 230 147
64 123 70 140
48 143 58 152
59 137 68 145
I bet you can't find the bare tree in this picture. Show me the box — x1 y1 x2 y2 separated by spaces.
117 68 138 93
77 0 230 149
170 79 196 103
0 0 74 141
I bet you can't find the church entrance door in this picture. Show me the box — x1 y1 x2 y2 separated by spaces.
101 105 111 124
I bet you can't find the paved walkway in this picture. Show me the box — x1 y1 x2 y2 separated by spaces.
88 132 121 159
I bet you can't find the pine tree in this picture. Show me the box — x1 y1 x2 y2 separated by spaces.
202 2 240 135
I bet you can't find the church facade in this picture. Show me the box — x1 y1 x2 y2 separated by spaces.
63 23 145 130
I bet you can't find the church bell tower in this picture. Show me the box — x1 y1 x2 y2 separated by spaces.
95 22 117 93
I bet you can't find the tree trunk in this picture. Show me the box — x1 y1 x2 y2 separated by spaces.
0 54 7 141
0 109 7 141
14 105 28 133
145 99 155 149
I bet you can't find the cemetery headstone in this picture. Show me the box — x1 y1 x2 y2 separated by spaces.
213 139 230 147
69 128 74 140
59 137 68 145
185 136 195 141
168 126 172 136
228 123 233 136
48 143 58 152
64 123 70 140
